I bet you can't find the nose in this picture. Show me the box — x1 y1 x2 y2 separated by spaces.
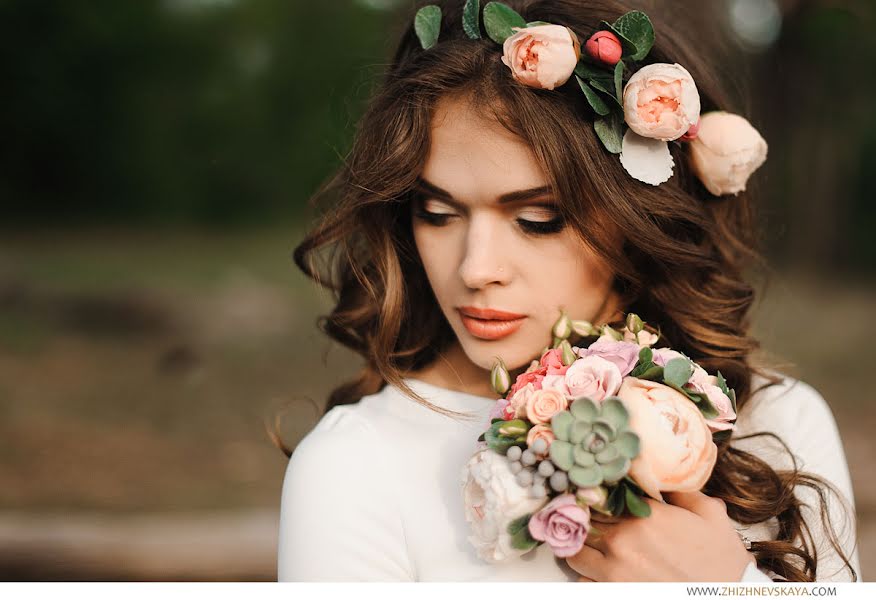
458 213 511 289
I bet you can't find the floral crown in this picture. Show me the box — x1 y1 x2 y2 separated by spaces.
414 1 768 194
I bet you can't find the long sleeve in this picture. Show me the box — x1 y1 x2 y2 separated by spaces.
734 378 861 582
277 405 416 581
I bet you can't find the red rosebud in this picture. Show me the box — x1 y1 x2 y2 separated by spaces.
584 30 622 66
680 119 701 142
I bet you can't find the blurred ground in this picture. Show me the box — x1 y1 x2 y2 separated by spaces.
0 227 872 580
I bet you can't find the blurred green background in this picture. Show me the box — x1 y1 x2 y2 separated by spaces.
0 0 873 581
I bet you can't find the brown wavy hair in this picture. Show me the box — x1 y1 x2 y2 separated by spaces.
273 0 857 582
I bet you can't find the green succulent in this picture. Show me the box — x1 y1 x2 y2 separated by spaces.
549 396 640 488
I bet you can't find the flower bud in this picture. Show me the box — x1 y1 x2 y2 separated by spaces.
625 313 644 334
559 339 577 366
601 324 623 341
680 118 700 142
498 419 529 437
584 30 622 66
572 319 597 336
576 486 610 514
552 310 573 340
491 358 511 395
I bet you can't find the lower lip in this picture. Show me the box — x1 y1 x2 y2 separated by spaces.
459 314 526 340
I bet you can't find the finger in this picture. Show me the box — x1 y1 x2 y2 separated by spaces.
663 490 724 516
565 543 611 581
583 522 612 554
577 576 596 582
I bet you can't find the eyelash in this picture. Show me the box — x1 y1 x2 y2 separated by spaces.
412 208 566 236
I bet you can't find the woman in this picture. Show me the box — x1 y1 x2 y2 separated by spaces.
275 0 860 582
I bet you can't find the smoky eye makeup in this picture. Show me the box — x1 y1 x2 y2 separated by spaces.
412 196 566 236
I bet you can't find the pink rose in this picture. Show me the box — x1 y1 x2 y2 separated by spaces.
623 63 701 141
584 30 622 66
541 373 570 396
651 348 685 367
618 377 718 501
500 25 581 91
577 338 640 377
527 493 591 557
526 424 555 457
563 355 622 402
688 111 768 196
686 371 737 432
539 348 569 375
526 388 569 425
508 366 546 399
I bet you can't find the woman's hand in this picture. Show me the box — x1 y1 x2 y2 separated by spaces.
567 491 755 582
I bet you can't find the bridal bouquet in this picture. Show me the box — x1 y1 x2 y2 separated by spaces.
460 312 738 563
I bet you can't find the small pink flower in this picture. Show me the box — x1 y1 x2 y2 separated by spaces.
686 371 737 432
488 398 516 422
577 338 640 377
528 493 591 557
563 355 622 402
526 424 555 457
584 30 622 66
526 388 569 425
500 25 581 90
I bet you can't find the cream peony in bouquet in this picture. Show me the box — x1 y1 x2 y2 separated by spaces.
460 312 737 563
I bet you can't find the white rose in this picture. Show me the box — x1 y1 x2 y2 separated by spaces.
460 448 547 563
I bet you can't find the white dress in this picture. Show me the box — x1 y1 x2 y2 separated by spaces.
277 373 861 582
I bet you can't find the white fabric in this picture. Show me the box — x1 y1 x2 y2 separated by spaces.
277 373 861 582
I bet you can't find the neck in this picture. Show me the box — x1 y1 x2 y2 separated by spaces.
406 341 522 400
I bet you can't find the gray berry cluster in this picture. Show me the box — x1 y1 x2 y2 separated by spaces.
506 439 569 498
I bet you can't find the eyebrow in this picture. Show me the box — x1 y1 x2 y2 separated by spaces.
414 176 554 206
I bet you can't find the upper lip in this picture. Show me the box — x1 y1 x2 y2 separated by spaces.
458 306 527 320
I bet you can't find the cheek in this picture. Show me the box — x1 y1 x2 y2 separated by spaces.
412 223 455 296
531 236 614 310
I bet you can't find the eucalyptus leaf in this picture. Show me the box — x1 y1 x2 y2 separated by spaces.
638 347 653 364
614 59 624 100
462 0 481 40
526 20 552 27
588 76 620 104
594 111 624 154
636 364 664 381
625 486 652 517
664 357 694 387
613 11 655 61
483 1 526 44
576 76 611 116
414 5 442 50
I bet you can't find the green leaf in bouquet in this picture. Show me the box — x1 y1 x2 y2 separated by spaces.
594 111 624 154
598 397 629 430
717 371 738 415
508 513 539 551
490 417 504 424
612 11 655 61
525 20 552 27
483 2 526 44
462 0 481 39
414 5 442 50
666 383 720 420
663 357 694 387
613 431 640 459
484 418 530 452
607 483 626 516
577 76 611 116
638 347 654 364
637 364 664 381
624 486 652 517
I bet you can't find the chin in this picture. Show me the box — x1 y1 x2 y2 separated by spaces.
460 336 545 373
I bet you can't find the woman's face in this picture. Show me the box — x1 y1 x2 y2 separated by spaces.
412 94 622 375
